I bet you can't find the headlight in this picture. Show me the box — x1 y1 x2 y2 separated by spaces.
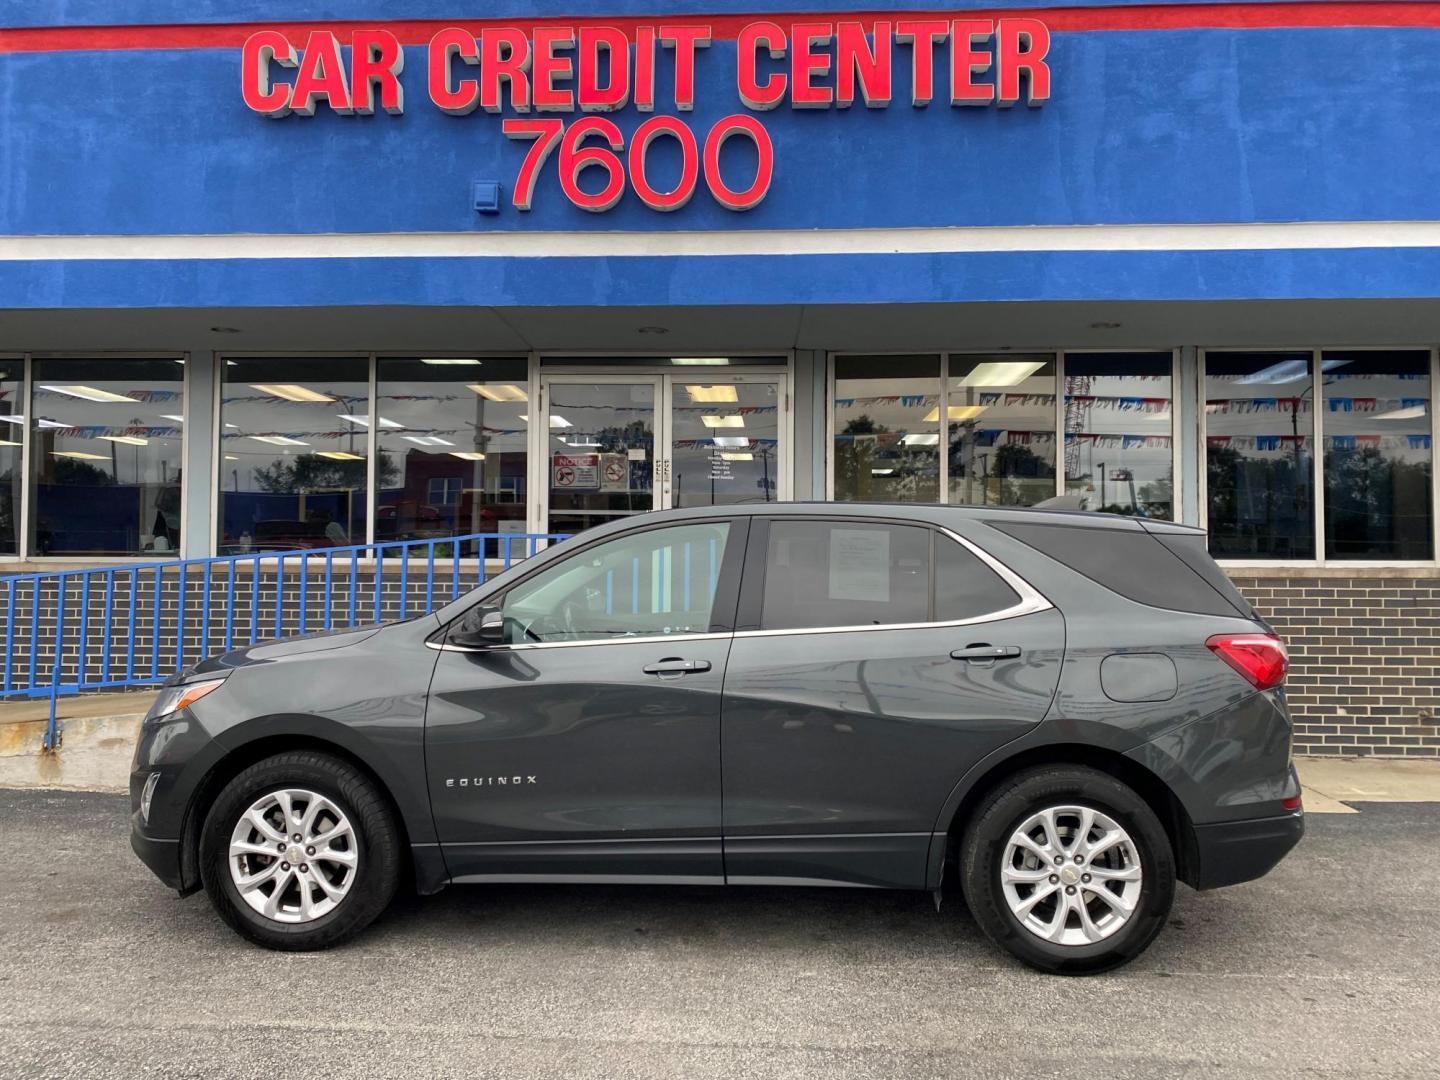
148 678 226 721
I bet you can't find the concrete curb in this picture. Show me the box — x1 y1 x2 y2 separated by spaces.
0 714 143 792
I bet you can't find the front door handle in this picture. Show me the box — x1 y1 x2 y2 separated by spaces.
951 644 1021 661
643 658 712 678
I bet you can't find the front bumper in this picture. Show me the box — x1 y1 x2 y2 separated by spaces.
1191 809 1305 890
130 811 185 891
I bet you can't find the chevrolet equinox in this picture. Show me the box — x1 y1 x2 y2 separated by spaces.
131 504 1303 974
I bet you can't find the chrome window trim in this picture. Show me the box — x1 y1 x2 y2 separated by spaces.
428 524 1051 652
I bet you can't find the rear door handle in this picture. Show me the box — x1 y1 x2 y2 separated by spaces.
950 644 1021 661
643 658 713 678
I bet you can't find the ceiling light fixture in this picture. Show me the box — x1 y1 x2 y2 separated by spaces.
701 415 745 428
719 452 754 461
954 361 1046 388
160 414 184 423
1374 404 1428 421
403 435 456 446
900 433 941 446
711 436 750 448
685 385 739 402
249 384 336 403
469 384 528 402
51 451 108 460
449 451 487 461
40 385 140 404
923 405 988 422
420 358 482 366
338 414 402 429
316 451 364 461
671 357 729 365
248 435 309 446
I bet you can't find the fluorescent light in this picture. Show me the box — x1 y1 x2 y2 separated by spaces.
0 440 20 447
559 437 603 448
469 384 528 402
701 415 745 428
686 385 739 403
0 415 24 425
224 455 239 461
315 451 364 461
954 361 1046 388
671 358 731 366
98 435 148 446
712 436 749 448
900 433 941 446
449 451 487 461
420 358 481 366
40 385 140 404
35 419 66 430
871 468 896 476
518 414 572 429
249 384 336 403
52 451 107 460
719 452 753 461
923 405 988 422
403 435 455 447
1374 404 1427 421
160 414 184 422
338 414 402 429
249 435 309 446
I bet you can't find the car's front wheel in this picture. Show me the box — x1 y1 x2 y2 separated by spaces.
199 751 402 950
959 765 1175 975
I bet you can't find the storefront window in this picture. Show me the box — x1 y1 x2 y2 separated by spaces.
1323 350 1432 560
28 358 184 557
833 355 941 503
0 363 21 555
1205 351 1315 560
948 354 1056 507
375 357 529 546
1062 352 1174 518
219 358 369 553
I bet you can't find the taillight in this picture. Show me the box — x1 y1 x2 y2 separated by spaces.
1206 633 1288 691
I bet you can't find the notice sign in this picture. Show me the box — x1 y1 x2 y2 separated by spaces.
829 528 891 603
552 452 599 490
600 454 630 492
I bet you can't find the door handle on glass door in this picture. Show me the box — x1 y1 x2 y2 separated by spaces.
950 644 1021 661
642 658 712 678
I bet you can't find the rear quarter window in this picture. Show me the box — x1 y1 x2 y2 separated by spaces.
988 520 1248 617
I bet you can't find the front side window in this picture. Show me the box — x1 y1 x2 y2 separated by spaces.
1205 351 1315 560
30 357 184 557
497 521 732 644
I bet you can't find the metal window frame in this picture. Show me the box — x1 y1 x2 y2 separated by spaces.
0 352 27 563
22 351 190 565
1200 344 1440 570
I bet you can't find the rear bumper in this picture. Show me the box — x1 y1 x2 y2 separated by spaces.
1190 810 1304 890
130 812 184 892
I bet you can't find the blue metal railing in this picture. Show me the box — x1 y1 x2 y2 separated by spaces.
0 532 568 751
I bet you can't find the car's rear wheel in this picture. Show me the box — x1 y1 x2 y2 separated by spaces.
199 751 401 951
959 765 1175 975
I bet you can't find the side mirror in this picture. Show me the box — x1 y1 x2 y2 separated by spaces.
450 605 506 650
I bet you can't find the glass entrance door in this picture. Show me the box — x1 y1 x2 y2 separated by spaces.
542 377 660 536
540 372 787 534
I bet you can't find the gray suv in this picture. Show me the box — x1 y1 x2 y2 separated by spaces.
131 504 1302 974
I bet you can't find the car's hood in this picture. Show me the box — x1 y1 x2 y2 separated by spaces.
192 624 387 673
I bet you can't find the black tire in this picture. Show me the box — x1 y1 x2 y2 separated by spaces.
199 751 402 951
959 765 1175 975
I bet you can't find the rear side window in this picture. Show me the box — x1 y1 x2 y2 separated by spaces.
1154 532 1256 617
759 520 1019 630
989 521 1247 617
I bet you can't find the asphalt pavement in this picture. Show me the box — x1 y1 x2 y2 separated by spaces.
1 789 1437 1080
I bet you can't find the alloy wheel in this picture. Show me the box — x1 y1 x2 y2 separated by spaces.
228 788 359 924
999 804 1143 946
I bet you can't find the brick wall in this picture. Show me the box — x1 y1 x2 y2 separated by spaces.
1230 574 1440 758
